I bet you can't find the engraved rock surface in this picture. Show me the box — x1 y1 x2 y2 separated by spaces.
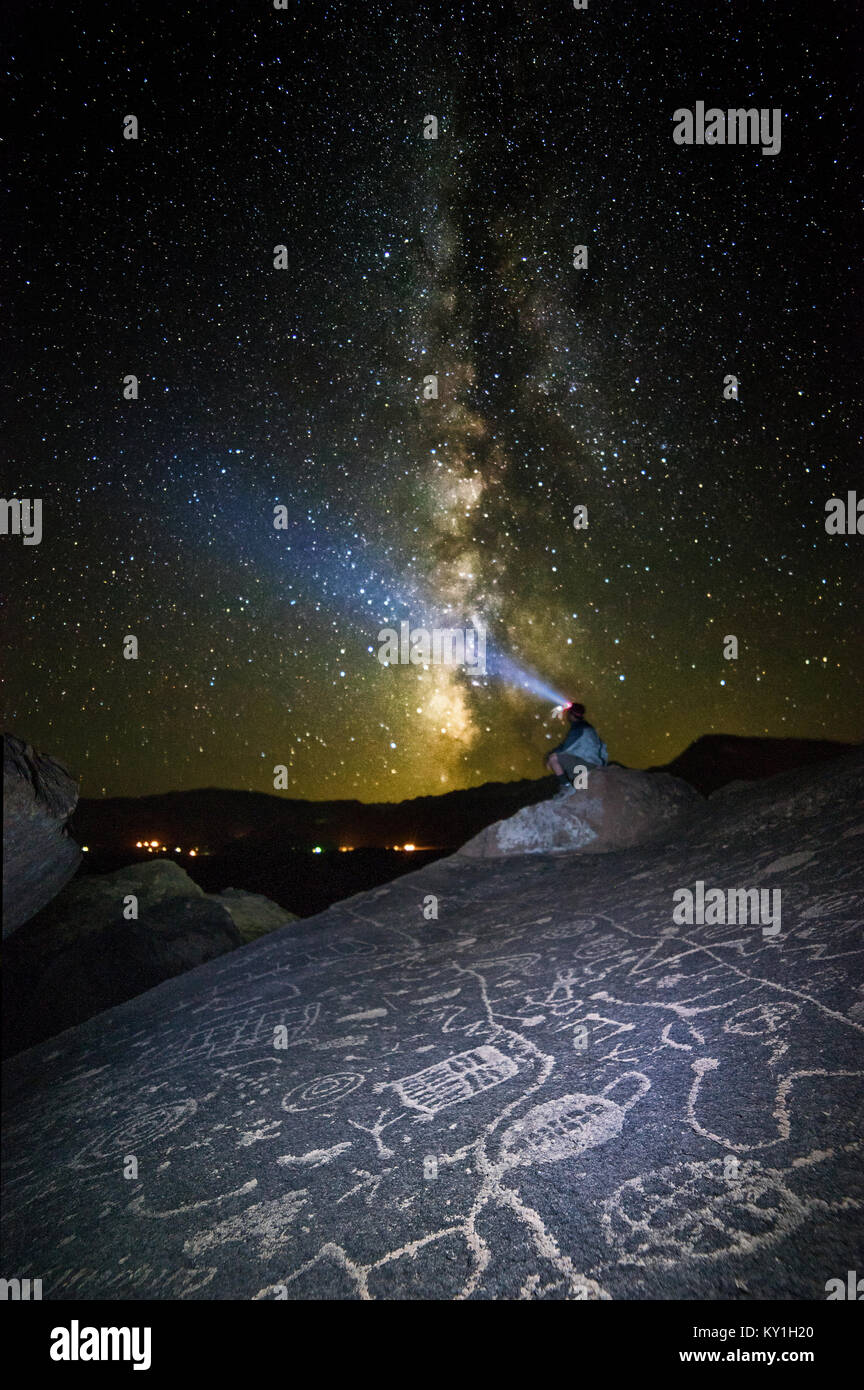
2 748 862 1300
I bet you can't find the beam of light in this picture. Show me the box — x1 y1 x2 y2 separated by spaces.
271 514 571 707
481 647 572 707
200 488 571 710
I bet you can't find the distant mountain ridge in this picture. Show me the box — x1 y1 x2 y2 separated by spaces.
71 735 858 853
71 775 554 853
651 733 859 796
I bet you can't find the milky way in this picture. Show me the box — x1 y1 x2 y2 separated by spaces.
2 1 860 800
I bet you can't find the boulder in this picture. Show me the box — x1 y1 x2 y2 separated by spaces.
5 858 208 972
8 898 242 1054
455 766 701 858
206 887 297 943
1 860 242 1056
3 733 82 936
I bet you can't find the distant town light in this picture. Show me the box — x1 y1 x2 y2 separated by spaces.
403 843 416 852
312 846 323 854
82 845 89 852
189 849 197 857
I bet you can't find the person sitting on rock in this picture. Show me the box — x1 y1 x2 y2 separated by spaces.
545 702 608 794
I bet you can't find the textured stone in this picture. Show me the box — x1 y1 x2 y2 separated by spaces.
2 733 81 936
2 749 862 1300
455 765 701 858
2 860 241 1055
206 887 297 943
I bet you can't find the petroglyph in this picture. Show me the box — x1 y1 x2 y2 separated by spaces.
347 1108 402 1158
184 1191 309 1260
127 1179 259 1220
687 1061 864 1151
277 1142 353 1167
237 1120 283 1147
601 1159 820 1267
723 1002 800 1036
312 1034 369 1050
281 1073 365 1112
498 1073 650 1167
379 1046 520 1115
41 1264 218 1299
71 1100 199 1170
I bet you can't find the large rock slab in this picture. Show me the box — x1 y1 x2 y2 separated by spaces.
456 766 701 857
2 733 82 936
2 750 862 1300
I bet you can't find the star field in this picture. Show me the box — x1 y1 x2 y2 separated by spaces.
2 0 860 801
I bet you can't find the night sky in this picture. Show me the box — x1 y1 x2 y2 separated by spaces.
2 0 860 802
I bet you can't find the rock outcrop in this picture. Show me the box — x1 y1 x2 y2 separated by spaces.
2 860 293 1056
653 733 858 796
205 887 297 943
456 765 701 858
2 733 82 937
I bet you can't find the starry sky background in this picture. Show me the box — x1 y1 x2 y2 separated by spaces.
2 0 861 802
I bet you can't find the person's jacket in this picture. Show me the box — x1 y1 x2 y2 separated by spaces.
553 718 608 768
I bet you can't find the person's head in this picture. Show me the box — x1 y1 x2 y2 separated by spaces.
566 702 586 723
